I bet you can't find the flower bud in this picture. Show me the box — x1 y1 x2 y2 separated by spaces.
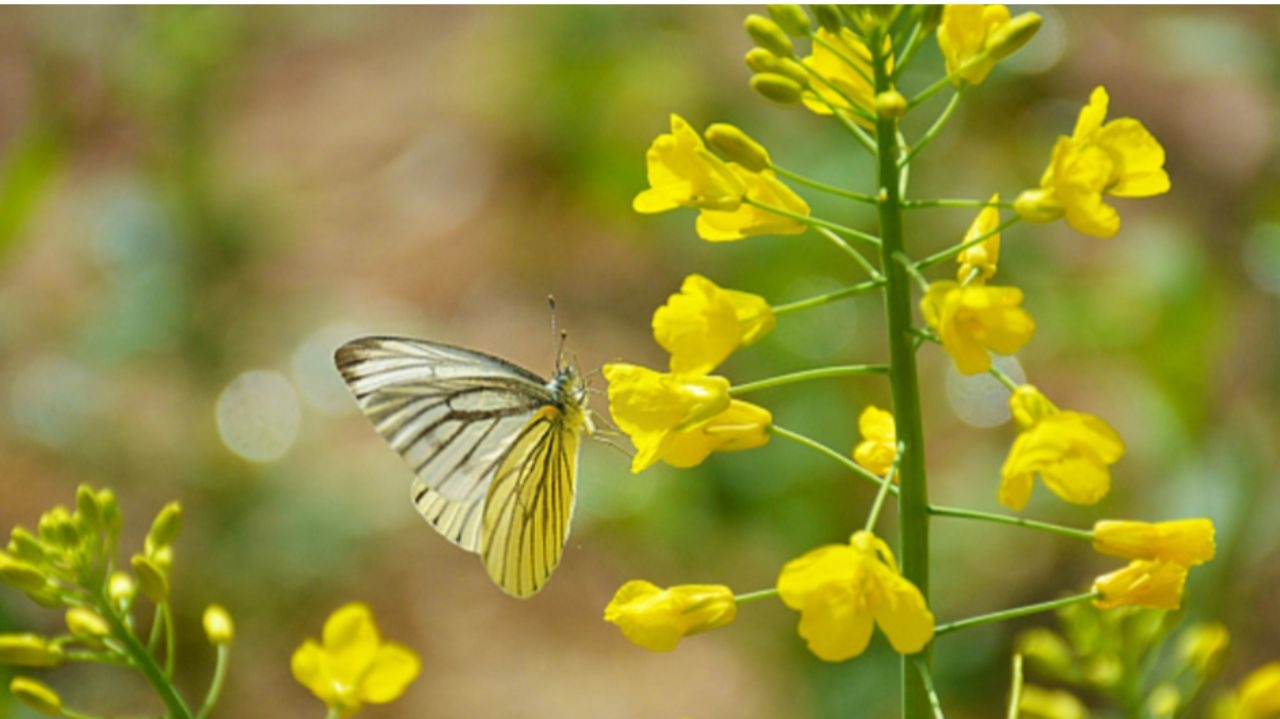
146 501 183 553
1014 188 1063 224
66 607 112 639
131 554 169 603
920 5 944 34
750 73 804 105
75 484 102 530
38 506 78 549
1146 682 1181 718
766 4 811 36
203 604 235 645
774 57 810 87
744 47 780 74
744 14 795 58
1019 684 1089 719
1016 628 1075 680
0 551 48 595
10 676 63 716
604 581 737 652
108 571 137 603
811 5 843 33
875 90 907 120
704 124 771 172
97 488 122 537
0 634 64 667
8 527 48 564
985 12 1042 61
1178 622 1229 675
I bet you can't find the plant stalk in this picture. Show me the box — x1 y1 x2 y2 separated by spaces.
870 28 931 719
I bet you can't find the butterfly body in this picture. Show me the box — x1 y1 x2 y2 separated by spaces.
334 336 589 598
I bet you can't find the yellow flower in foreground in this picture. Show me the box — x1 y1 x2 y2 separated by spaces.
634 114 746 214
956 194 1002 283
1093 559 1187 610
696 165 809 241
653 274 775 374
1015 86 1170 238
1230 663 1280 719
1000 385 1124 510
937 4 1012 85
801 28 888 126
777 531 934 662
291 603 421 718
603 581 736 652
1093 519 1215 567
852 405 897 477
921 281 1035 376
603 363 771 473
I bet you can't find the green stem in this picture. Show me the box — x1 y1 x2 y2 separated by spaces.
816 227 883 280
163 601 176 677
906 49 995 109
770 423 897 493
913 656 948 719
324 709 341 719
98 594 195 719
864 462 900 532
988 364 1020 391
1006 654 1024 719
899 89 963 170
870 27 931 716
734 588 778 605
896 252 931 292
745 197 883 248
772 280 884 316
771 164 878 205
916 215 1020 270
934 591 1100 637
197 644 230 719
929 505 1095 541
870 28 931 719
730 364 889 396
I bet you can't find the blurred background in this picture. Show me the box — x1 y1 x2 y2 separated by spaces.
1 6 1278 718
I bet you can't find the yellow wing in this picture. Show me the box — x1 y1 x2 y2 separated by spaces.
481 404 584 598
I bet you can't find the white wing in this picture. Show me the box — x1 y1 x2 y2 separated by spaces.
335 336 557 537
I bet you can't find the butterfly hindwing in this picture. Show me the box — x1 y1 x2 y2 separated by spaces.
481 405 582 598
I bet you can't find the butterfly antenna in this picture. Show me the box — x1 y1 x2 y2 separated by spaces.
547 295 562 370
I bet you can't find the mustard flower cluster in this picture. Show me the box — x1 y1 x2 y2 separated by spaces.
604 7 1231 718
0 486 421 719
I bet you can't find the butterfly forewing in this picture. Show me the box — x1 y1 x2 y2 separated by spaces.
335 335 587 598
336 338 555 504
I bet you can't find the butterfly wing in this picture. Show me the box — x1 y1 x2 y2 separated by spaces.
481 404 583 598
335 336 557 537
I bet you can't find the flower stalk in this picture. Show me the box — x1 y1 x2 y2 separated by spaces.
870 26 931 719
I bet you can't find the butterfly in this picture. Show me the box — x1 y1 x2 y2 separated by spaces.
334 335 592 598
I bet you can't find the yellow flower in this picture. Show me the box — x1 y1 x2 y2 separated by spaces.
603 581 736 652
777 531 934 662
1015 86 1170 238
203 604 235 646
920 281 1035 376
1092 559 1187 610
852 405 897 477
634 114 746 214
653 274 775 374
937 4 1012 85
1233 662 1280 719
695 165 809 241
1093 519 1215 567
603 363 771 473
999 385 1124 510
956 194 1002 283
801 28 888 126
1178 622 1229 675
291 602 421 718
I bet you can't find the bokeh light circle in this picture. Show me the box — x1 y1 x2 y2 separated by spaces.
215 370 302 462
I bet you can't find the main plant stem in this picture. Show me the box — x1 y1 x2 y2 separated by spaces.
870 29 931 719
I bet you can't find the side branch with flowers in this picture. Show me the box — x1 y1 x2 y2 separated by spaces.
598 6 1241 718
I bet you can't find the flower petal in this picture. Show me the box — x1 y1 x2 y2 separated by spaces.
359 642 422 704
